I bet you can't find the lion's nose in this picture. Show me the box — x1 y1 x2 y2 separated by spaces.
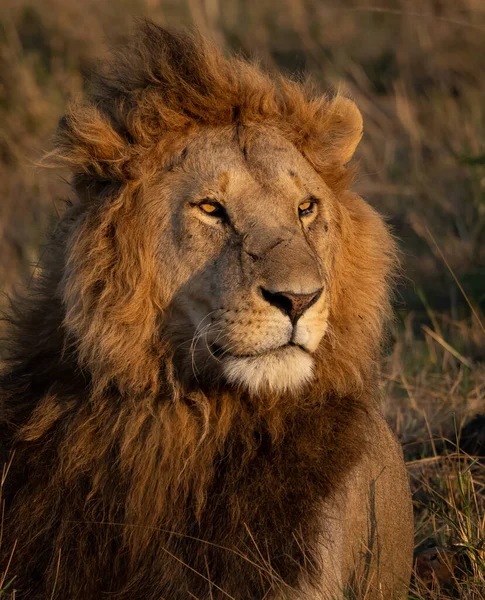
261 287 323 323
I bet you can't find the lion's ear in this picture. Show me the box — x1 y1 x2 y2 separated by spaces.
326 96 363 164
52 106 130 183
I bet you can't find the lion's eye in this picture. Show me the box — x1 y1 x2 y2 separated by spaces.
298 199 316 218
198 200 226 219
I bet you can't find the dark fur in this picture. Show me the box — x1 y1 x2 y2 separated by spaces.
0 23 394 599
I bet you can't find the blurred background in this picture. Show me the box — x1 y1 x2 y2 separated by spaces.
0 0 484 595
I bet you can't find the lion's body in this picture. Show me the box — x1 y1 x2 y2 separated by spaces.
0 24 413 599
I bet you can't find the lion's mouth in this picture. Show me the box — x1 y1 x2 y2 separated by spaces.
212 341 309 361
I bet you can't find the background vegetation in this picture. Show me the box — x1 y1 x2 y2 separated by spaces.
0 0 484 597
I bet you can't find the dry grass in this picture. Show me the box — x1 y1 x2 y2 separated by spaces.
384 313 485 597
0 0 484 597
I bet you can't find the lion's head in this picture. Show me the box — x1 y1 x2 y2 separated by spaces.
50 23 395 402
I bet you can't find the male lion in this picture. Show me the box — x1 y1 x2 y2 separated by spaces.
0 23 413 600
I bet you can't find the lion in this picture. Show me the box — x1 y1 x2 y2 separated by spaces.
0 23 413 600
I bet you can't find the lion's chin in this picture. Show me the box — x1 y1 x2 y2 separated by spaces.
222 346 315 395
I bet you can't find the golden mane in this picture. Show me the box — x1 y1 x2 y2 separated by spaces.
54 22 361 191
0 23 397 599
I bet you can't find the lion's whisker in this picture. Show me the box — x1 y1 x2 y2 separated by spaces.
187 311 226 378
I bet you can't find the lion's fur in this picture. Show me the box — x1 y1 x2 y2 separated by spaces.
0 23 401 599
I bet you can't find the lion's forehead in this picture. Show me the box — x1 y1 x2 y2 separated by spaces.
183 126 319 189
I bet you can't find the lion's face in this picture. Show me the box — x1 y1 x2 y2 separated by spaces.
149 126 338 394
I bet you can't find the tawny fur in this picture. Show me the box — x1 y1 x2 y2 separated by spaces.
0 23 401 599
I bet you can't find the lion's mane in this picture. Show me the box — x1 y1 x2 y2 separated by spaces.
0 23 396 599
